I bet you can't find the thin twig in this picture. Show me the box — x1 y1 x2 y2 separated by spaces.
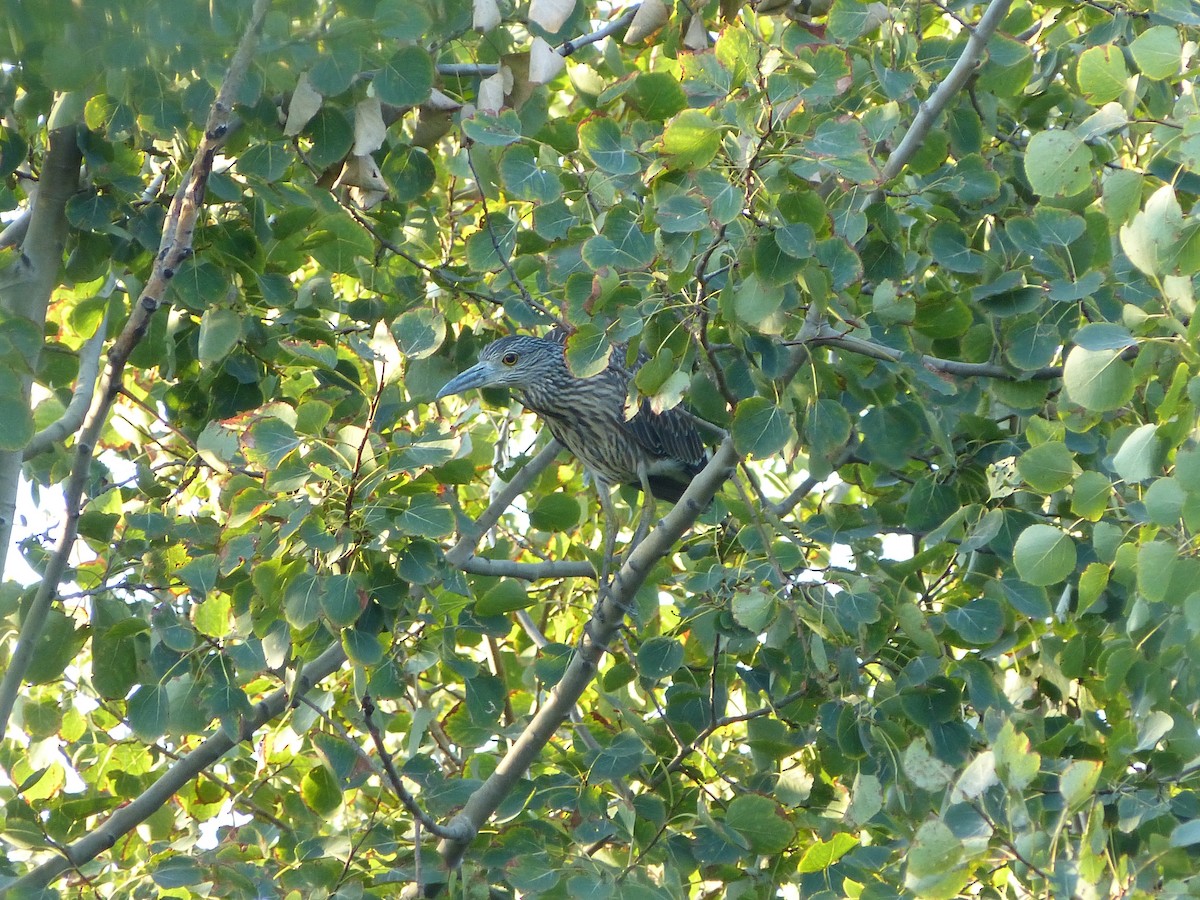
808 324 1062 381
360 695 471 841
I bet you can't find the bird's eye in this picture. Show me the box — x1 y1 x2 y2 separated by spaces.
501 352 518 366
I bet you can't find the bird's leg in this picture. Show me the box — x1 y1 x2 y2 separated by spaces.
630 463 656 555
596 483 619 596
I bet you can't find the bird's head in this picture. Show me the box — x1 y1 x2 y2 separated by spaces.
435 334 564 400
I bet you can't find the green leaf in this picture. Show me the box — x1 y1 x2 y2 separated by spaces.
1120 185 1184 278
321 574 362 627
1073 323 1136 351
0 393 36 450
397 495 455 538
198 307 242 368
1071 470 1111 521
309 47 361 96
1017 442 1074 492
1078 562 1109 614
732 589 775 632
725 795 796 855
1137 540 1176 603
1024 130 1093 197
633 71 687 120
1112 424 1163 483
637 637 684 680
655 194 708 234
1059 759 1101 810
1144 477 1185 526
476 579 531 615
280 574 320 632
302 107 354 169
375 46 434 106
905 820 965 897
928 222 984 274
1170 819 1200 848
1062 347 1134 412
753 231 806 285
1013 524 1077 586
381 145 436 201
1077 45 1129 103
579 118 640 174
244 417 302 470
530 493 582 530
797 832 858 873
466 214 517 271
393 308 446 359
461 110 524 146
1130 26 1183 80
304 211 374 273
127 684 170 741
564 323 611 378
177 554 219 598
994 721 1040 791
732 397 795 459
942 597 1004 645
662 109 722 169
582 207 654 270
301 764 342 815
500 145 561 203
342 627 384 665
722 273 784 327
193 594 231 638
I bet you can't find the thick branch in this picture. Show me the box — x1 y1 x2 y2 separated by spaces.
0 0 270 744
0 127 81 583
433 438 738 877
861 0 1014 208
3 642 347 895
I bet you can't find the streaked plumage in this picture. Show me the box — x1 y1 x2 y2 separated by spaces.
436 328 707 502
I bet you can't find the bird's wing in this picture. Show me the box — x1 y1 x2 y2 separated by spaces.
548 325 707 468
623 400 708 471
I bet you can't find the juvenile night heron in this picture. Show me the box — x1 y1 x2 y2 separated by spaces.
436 328 710 575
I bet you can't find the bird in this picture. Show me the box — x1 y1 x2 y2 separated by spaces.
435 327 709 504
436 327 713 585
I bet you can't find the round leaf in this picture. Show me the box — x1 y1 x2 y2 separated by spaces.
1024 130 1093 197
1063 346 1134 412
1013 524 1077 586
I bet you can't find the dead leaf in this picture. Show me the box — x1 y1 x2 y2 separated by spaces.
284 73 322 136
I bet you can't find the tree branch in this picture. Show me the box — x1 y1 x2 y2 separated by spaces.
434 4 640 77
0 0 271 744
3 641 348 895
860 0 1014 208
432 437 738 878
444 439 563 568
808 324 1062 381
0 128 81 584
454 554 594 580
361 696 473 842
23 312 108 460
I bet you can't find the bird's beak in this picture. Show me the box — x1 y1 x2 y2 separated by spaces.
435 362 496 400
